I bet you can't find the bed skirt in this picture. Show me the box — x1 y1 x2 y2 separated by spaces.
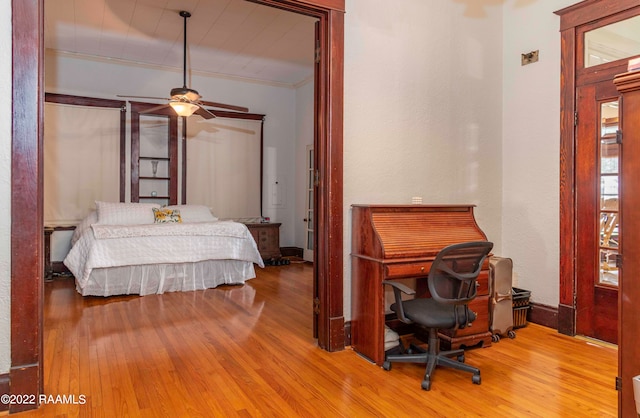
76 259 257 297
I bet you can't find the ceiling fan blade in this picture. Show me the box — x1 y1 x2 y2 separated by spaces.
139 104 171 114
199 100 249 113
117 94 169 101
194 106 216 120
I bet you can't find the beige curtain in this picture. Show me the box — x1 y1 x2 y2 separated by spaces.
186 117 262 219
44 103 121 224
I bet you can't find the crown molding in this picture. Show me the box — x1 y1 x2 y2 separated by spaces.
47 49 306 90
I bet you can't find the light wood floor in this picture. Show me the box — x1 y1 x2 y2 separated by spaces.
13 263 617 417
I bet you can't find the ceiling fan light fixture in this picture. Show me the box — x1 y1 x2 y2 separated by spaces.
170 101 199 117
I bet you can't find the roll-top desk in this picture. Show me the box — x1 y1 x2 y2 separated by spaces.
351 204 492 366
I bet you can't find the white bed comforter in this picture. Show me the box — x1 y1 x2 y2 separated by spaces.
64 221 265 289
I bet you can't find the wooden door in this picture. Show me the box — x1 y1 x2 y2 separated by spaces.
575 80 620 344
312 19 320 339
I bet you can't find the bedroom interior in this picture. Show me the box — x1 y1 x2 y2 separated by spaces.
42 1 317 271
3 1 640 416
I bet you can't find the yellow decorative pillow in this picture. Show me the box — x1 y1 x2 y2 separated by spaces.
152 208 182 224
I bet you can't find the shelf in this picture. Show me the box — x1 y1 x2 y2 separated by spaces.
139 156 170 161
130 103 178 205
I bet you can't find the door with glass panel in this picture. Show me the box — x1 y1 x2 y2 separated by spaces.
575 82 620 344
303 145 314 262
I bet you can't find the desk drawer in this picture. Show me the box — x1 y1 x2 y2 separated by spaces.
385 264 488 295
385 262 432 279
476 270 489 296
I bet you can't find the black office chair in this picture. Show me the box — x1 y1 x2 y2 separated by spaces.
382 241 493 391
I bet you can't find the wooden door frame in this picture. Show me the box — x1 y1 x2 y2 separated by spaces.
555 0 639 337
613 69 640 418
9 0 344 412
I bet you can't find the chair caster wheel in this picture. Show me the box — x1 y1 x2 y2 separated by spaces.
421 380 431 391
508 330 516 339
472 374 481 385
457 354 465 363
382 361 391 371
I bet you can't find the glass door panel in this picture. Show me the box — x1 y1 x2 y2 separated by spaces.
304 145 314 262
598 101 619 287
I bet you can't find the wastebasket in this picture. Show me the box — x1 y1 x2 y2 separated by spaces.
512 287 531 329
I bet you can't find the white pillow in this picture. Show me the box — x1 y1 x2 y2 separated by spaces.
95 201 160 225
165 205 218 223
71 210 98 245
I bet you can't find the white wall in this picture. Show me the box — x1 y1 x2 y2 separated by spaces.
502 0 576 306
0 0 11 375
343 0 504 318
45 51 300 247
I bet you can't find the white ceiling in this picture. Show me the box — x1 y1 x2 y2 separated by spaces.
44 0 317 87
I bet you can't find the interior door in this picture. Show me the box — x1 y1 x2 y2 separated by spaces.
575 80 620 344
312 19 320 339
304 145 314 262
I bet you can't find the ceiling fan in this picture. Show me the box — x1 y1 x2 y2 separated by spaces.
118 10 249 119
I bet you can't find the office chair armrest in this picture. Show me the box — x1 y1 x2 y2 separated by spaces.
382 280 415 324
382 280 416 296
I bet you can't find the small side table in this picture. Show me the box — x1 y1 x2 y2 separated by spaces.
44 227 54 281
43 225 76 280
245 223 282 262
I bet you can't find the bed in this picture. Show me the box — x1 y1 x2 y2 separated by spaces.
63 202 264 297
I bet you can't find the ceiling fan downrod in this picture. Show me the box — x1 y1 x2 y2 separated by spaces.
179 10 191 90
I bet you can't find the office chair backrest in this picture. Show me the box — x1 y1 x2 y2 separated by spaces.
428 241 494 306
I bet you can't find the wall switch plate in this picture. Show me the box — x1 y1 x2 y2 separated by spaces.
521 50 539 66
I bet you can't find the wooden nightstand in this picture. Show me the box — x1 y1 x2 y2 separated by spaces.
44 227 55 281
43 225 76 280
245 223 282 262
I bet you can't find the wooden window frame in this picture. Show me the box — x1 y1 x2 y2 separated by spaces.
45 93 127 202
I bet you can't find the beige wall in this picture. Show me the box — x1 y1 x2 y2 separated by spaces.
502 0 576 306
343 0 504 318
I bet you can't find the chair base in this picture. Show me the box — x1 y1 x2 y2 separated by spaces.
383 328 481 391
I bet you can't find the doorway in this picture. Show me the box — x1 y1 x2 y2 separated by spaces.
556 1 640 342
9 0 344 411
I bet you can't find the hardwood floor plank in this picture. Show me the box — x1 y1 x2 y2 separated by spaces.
12 263 616 417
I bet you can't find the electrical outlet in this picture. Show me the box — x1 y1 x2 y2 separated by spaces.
521 50 539 66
